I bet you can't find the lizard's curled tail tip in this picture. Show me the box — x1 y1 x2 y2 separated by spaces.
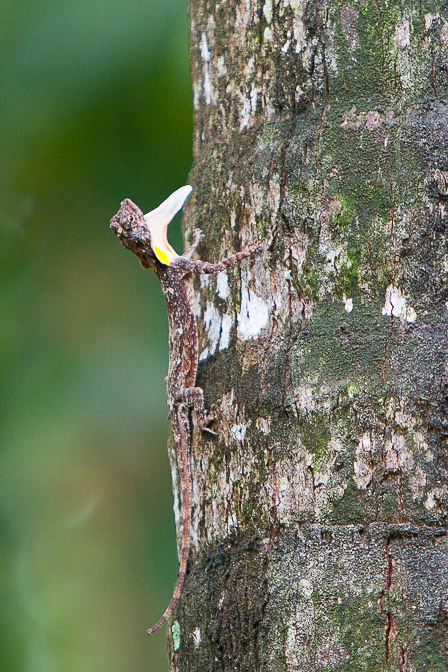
146 619 165 636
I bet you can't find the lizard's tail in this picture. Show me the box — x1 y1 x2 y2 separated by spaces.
146 531 189 635
146 435 192 635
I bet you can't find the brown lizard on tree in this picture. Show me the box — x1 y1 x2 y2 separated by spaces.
110 186 257 634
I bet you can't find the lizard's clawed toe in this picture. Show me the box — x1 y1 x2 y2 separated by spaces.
202 425 218 436
200 414 218 436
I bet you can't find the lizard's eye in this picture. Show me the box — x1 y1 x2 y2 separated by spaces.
121 214 134 231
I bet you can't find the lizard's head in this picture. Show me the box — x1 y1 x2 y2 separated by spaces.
110 186 193 267
110 198 156 266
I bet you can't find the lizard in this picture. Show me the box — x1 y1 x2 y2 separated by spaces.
110 185 257 634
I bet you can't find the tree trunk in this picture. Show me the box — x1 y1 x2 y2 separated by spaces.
169 1 448 669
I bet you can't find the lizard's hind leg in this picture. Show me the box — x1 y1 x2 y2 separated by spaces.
176 387 217 435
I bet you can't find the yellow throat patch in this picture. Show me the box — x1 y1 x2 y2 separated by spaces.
154 245 170 266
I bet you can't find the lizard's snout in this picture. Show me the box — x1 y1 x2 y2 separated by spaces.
109 212 120 232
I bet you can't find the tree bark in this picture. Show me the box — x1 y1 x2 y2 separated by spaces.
168 1 448 670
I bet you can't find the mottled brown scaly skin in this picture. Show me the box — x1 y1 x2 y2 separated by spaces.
110 198 256 634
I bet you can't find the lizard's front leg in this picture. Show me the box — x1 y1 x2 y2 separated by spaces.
173 244 260 274
176 387 217 435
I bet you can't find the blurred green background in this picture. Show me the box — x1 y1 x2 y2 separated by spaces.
0 1 193 670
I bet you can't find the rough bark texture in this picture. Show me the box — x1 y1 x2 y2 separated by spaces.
167 1 448 670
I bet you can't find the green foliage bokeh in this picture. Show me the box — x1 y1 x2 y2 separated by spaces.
0 2 193 670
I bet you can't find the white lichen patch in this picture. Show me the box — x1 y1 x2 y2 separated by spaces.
250 86 259 115
263 0 273 24
240 84 260 129
192 627 202 647
382 284 417 322
237 271 269 341
219 313 233 350
425 491 438 510
216 55 227 77
231 424 247 442
424 488 445 511
263 26 273 41
199 300 235 360
353 433 374 489
295 84 304 102
199 335 210 361
200 301 222 360
283 0 307 54
200 32 211 61
200 274 210 288
395 19 411 48
342 294 353 313
203 69 215 105
198 32 217 105
216 271 229 300
299 578 314 598
193 291 202 318
240 95 251 128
